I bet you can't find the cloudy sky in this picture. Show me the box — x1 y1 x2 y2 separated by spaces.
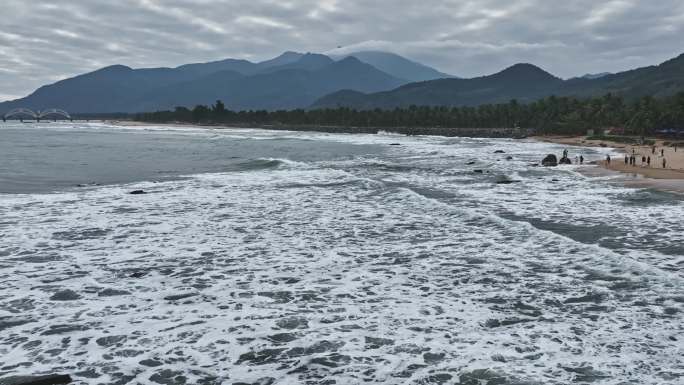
1 0 683 100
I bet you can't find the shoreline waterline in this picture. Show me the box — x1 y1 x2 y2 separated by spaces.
111 120 684 194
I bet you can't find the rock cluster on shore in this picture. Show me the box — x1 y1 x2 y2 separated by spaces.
541 154 558 167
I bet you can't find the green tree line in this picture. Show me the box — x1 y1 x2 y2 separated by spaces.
135 93 684 136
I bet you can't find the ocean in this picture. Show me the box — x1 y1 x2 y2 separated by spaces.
0 122 682 384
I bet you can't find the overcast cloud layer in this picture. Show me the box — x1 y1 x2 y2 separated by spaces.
1 0 683 100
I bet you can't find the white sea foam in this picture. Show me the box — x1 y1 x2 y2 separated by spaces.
0 123 682 384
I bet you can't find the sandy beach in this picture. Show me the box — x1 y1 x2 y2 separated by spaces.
535 135 684 177
535 135 684 193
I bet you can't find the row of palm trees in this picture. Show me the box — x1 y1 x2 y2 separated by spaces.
136 93 684 136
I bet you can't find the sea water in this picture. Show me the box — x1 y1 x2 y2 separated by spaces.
0 122 682 384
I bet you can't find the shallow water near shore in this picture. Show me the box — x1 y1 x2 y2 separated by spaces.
0 122 682 384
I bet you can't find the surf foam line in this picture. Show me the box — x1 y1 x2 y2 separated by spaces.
394 184 684 286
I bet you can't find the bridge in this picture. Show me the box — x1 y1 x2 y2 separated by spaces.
3 108 72 122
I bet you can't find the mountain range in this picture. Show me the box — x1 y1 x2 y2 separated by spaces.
0 51 448 114
313 54 684 109
1 51 683 114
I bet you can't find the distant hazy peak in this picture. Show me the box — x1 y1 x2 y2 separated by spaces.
331 50 452 82
256 51 305 68
336 56 364 65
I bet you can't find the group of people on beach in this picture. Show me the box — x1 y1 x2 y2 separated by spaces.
606 145 670 169
568 144 674 170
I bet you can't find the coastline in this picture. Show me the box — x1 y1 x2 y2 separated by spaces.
534 135 684 194
111 121 684 194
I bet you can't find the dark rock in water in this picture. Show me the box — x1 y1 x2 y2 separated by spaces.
0 374 72 385
98 289 131 297
494 150 505 153
599 143 607 147
541 154 558 167
49 290 81 301
129 190 147 195
467 161 476 165
473 169 484 174
495 176 521 185
389 143 401 146
529 163 539 167
163 293 198 301
506 156 514 160
559 156 572 165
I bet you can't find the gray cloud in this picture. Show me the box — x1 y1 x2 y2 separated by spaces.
0 0 682 100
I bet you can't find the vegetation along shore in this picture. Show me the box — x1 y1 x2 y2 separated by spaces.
136 92 684 137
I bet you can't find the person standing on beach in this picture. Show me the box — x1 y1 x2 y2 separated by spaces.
607 155 611 165
580 155 584 165
647 156 651 166
625 156 629 165
661 149 665 157
642 155 646 164
663 158 667 168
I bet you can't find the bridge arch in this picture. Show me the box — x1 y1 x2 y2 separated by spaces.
2 108 73 122
3 108 38 121
38 108 72 121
